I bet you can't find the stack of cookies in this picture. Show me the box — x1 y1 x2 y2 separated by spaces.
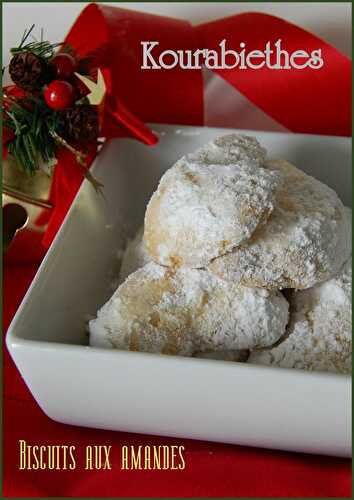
89 135 352 374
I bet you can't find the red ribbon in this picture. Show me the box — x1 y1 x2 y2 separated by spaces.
197 12 351 137
63 4 204 132
6 3 351 247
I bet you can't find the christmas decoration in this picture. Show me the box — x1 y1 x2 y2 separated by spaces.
51 53 76 80
3 22 156 213
3 25 103 190
4 90 61 175
9 52 45 91
63 105 99 142
8 25 58 90
44 80 75 110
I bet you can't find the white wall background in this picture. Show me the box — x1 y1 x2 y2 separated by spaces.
3 2 352 131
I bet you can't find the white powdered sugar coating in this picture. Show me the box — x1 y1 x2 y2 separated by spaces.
144 136 281 268
209 160 350 289
89 262 289 356
93 131 351 373
187 134 267 167
249 251 352 374
119 227 151 283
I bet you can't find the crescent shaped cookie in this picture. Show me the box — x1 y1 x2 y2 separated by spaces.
208 160 350 289
89 262 289 355
144 136 281 268
248 252 352 374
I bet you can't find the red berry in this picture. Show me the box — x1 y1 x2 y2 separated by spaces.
44 80 75 110
51 53 76 80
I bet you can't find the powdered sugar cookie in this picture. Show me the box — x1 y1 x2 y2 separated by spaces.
89 262 289 355
187 134 266 167
209 160 350 289
248 254 352 373
119 227 150 283
144 138 281 268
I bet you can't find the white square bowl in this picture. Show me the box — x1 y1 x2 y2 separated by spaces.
7 125 352 457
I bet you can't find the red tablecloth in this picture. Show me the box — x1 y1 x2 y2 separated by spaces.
3 231 352 497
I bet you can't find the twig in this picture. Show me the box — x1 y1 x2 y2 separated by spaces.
50 130 104 194
50 130 87 165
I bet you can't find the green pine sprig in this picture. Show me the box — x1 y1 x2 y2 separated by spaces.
4 25 102 191
10 24 61 60
4 94 63 174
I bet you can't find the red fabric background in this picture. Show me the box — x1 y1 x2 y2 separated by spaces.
3 4 352 497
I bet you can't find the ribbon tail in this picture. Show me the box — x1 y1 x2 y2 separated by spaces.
108 103 158 146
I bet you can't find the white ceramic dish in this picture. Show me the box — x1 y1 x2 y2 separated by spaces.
7 125 352 457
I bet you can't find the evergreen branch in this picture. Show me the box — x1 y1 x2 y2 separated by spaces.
10 41 61 59
10 25 62 60
4 95 59 174
4 27 102 191
20 24 35 48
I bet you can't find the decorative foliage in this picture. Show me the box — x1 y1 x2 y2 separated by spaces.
10 25 60 59
4 93 61 174
3 25 104 188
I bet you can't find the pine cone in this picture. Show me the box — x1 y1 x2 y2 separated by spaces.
9 52 45 91
63 106 99 143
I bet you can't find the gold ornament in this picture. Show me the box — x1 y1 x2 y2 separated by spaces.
2 156 53 251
